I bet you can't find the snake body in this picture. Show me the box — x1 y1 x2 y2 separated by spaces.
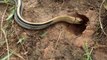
0 0 82 30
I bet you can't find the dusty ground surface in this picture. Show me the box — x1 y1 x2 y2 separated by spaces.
0 0 107 60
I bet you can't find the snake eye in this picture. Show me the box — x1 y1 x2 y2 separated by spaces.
74 18 83 24
79 19 84 24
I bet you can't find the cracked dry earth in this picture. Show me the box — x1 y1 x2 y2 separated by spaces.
0 0 107 60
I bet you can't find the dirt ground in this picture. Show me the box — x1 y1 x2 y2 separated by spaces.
0 0 107 60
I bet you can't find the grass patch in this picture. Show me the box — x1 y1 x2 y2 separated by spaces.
0 52 13 60
82 42 93 60
6 6 16 22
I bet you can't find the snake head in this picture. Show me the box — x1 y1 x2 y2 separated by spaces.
72 13 89 25
73 17 83 24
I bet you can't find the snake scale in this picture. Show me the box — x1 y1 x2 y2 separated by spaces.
0 0 83 30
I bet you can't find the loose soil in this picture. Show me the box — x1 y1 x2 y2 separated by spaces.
0 0 107 60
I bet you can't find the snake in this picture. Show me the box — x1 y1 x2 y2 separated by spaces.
0 0 83 30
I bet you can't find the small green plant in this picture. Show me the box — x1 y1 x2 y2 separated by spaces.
0 50 25 60
3 0 16 22
17 36 27 44
83 42 93 60
17 33 27 44
6 6 16 21
38 31 48 38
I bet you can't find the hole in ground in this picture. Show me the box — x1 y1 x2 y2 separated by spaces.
68 13 89 35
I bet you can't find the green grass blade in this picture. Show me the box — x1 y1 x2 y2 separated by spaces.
6 7 16 21
0 52 13 60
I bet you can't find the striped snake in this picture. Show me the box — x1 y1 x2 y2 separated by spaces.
0 0 83 30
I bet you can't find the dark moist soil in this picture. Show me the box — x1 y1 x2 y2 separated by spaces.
0 0 107 60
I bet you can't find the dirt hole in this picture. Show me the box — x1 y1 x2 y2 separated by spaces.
69 14 89 35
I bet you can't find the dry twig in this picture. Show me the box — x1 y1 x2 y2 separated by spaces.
0 5 10 60
99 0 107 36
55 30 64 49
